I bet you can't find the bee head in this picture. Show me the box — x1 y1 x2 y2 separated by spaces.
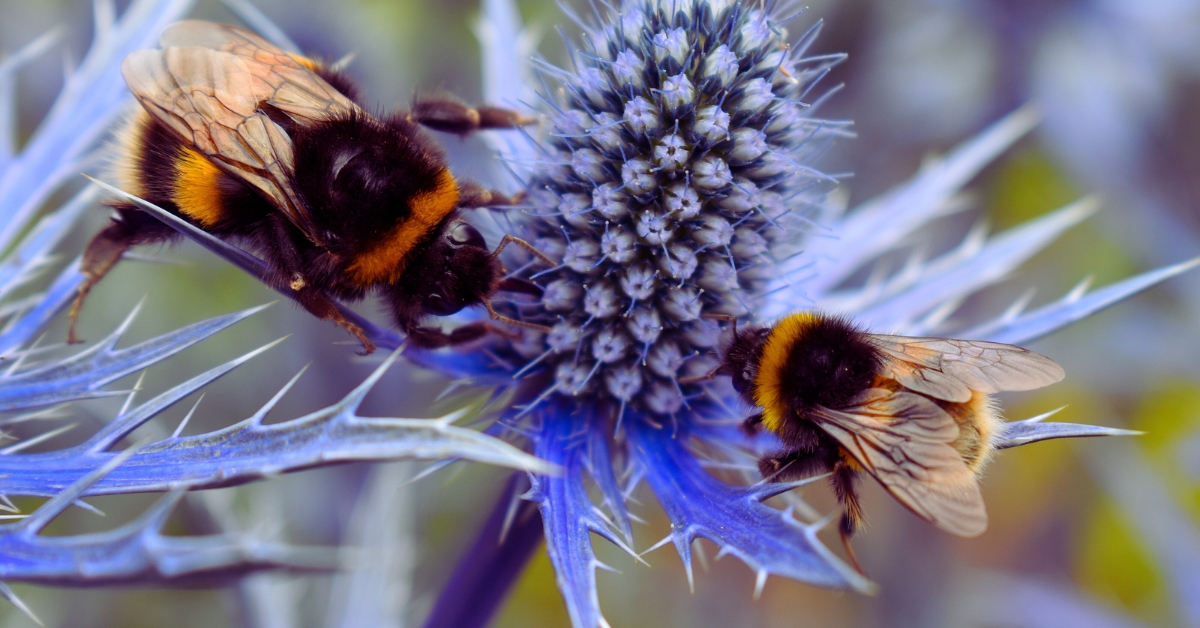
423 221 498 315
721 326 771 404
385 220 502 328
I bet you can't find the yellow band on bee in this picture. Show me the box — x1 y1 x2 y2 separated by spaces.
287 53 320 71
346 169 459 286
173 147 225 228
753 312 820 433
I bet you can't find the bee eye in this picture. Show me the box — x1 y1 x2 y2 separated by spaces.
731 366 754 394
447 222 486 250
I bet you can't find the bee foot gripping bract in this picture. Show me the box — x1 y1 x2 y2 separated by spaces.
70 20 551 353
720 312 1065 573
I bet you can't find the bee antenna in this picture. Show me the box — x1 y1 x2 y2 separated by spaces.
677 368 720 385
484 299 552 333
490 234 557 267
701 312 739 336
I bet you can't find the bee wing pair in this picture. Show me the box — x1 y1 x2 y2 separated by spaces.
121 20 356 246
872 335 1067 403
814 389 988 537
815 336 1064 537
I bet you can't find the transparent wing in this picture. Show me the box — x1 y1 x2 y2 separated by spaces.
121 21 360 244
870 334 1065 403
160 21 358 124
814 389 988 537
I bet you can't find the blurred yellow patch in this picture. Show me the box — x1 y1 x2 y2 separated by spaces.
987 148 1134 286
1074 380 1200 623
495 544 571 628
1076 500 1167 622
1129 380 1200 525
988 148 1080 230
1130 380 1200 455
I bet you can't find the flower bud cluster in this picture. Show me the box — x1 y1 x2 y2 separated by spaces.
510 0 840 416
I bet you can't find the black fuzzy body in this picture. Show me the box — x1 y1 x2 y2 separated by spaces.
88 60 500 345
723 314 885 541
723 314 881 420
777 315 881 415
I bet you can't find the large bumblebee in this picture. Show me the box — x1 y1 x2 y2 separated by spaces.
69 20 551 353
721 312 1064 571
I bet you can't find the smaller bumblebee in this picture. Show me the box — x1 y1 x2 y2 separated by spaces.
720 312 1064 572
68 21 550 353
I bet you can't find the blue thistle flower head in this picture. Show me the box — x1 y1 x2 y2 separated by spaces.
498 0 844 419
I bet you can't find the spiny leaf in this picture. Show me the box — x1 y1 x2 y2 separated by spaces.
627 418 872 596
2 347 556 498
965 257 1200 344
0 302 271 412
0 449 337 587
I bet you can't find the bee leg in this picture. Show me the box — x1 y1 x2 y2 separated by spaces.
258 215 376 354
411 94 536 136
678 368 719 385
405 321 520 349
293 288 376 355
69 207 176 344
487 235 557 269
700 312 739 336
483 300 552 333
831 460 867 576
757 448 829 482
838 520 865 577
458 180 525 209
741 413 764 436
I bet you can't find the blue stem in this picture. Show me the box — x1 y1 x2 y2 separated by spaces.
421 473 544 628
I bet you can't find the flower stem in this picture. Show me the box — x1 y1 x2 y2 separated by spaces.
421 473 544 628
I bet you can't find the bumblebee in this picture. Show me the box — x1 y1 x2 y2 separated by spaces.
721 312 1064 571
69 20 551 353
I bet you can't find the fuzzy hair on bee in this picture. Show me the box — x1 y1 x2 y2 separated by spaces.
69 20 552 353
721 312 1064 573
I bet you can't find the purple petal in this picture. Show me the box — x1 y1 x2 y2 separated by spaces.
531 408 635 628
627 418 872 595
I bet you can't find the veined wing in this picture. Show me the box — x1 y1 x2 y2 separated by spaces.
814 388 988 537
870 334 1065 402
159 21 358 124
121 21 361 244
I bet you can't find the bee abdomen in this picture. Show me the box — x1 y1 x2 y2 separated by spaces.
936 391 1001 473
109 110 266 232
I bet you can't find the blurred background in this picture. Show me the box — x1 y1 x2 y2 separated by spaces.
2 0 1200 626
